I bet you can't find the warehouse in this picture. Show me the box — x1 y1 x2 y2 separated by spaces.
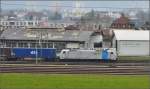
112 30 150 56
0 27 103 53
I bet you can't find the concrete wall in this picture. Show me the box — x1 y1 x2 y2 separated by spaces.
89 35 103 48
66 43 80 49
116 40 149 56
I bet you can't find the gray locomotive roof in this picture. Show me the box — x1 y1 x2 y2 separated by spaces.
0 28 93 42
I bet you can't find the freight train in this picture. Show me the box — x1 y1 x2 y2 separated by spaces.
0 48 56 61
0 48 117 61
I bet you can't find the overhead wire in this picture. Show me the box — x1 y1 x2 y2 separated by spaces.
1 2 149 10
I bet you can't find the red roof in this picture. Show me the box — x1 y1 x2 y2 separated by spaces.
113 15 129 24
110 14 134 29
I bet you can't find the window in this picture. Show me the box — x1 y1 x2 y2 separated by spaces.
50 24 53 27
42 43 47 48
6 22 8 25
54 42 66 52
30 43 36 48
61 24 64 27
2 22 4 25
23 43 28 47
11 42 16 47
20 22 23 26
9 22 15 25
47 42 53 48
95 25 97 28
28 22 33 25
18 43 24 47
94 42 102 48
34 22 37 25
6 42 11 47
16 22 19 25
55 24 57 27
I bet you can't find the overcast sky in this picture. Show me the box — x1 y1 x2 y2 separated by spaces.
1 1 149 11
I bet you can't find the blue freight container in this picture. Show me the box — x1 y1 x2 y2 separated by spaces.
12 48 56 60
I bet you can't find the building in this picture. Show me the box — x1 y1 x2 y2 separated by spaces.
0 20 40 29
0 27 103 53
63 1 86 18
110 14 135 29
101 29 114 48
141 22 150 30
24 11 48 21
0 19 77 29
48 20 76 28
112 30 150 56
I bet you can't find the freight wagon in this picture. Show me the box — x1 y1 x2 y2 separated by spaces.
0 48 12 60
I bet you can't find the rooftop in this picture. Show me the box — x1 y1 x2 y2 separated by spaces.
0 28 94 42
113 29 149 40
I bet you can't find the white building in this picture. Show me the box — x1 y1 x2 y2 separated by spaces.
112 30 150 56
0 20 40 29
63 1 86 18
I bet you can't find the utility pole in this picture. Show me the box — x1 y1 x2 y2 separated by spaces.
36 35 38 64
39 31 42 62
149 0 150 56
35 31 43 64
35 30 40 64
147 0 150 56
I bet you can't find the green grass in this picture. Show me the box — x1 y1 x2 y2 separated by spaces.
118 56 150 60
0 73 149 89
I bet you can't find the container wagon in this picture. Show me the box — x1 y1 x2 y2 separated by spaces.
0 48 15 61
12 48 56 61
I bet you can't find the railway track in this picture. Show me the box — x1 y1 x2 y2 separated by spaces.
0 64 150 75
1 60 150 66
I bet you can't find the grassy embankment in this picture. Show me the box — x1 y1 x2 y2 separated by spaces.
0 73 149 89
118 56 150 61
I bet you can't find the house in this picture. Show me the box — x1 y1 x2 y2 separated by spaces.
112 30 150 56
110 14 135 29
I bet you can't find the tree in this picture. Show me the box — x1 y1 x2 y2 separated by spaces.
136 10 149 22
84 9 95 21
48 11 62 20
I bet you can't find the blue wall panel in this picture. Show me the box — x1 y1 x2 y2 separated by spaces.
102 49 109 60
